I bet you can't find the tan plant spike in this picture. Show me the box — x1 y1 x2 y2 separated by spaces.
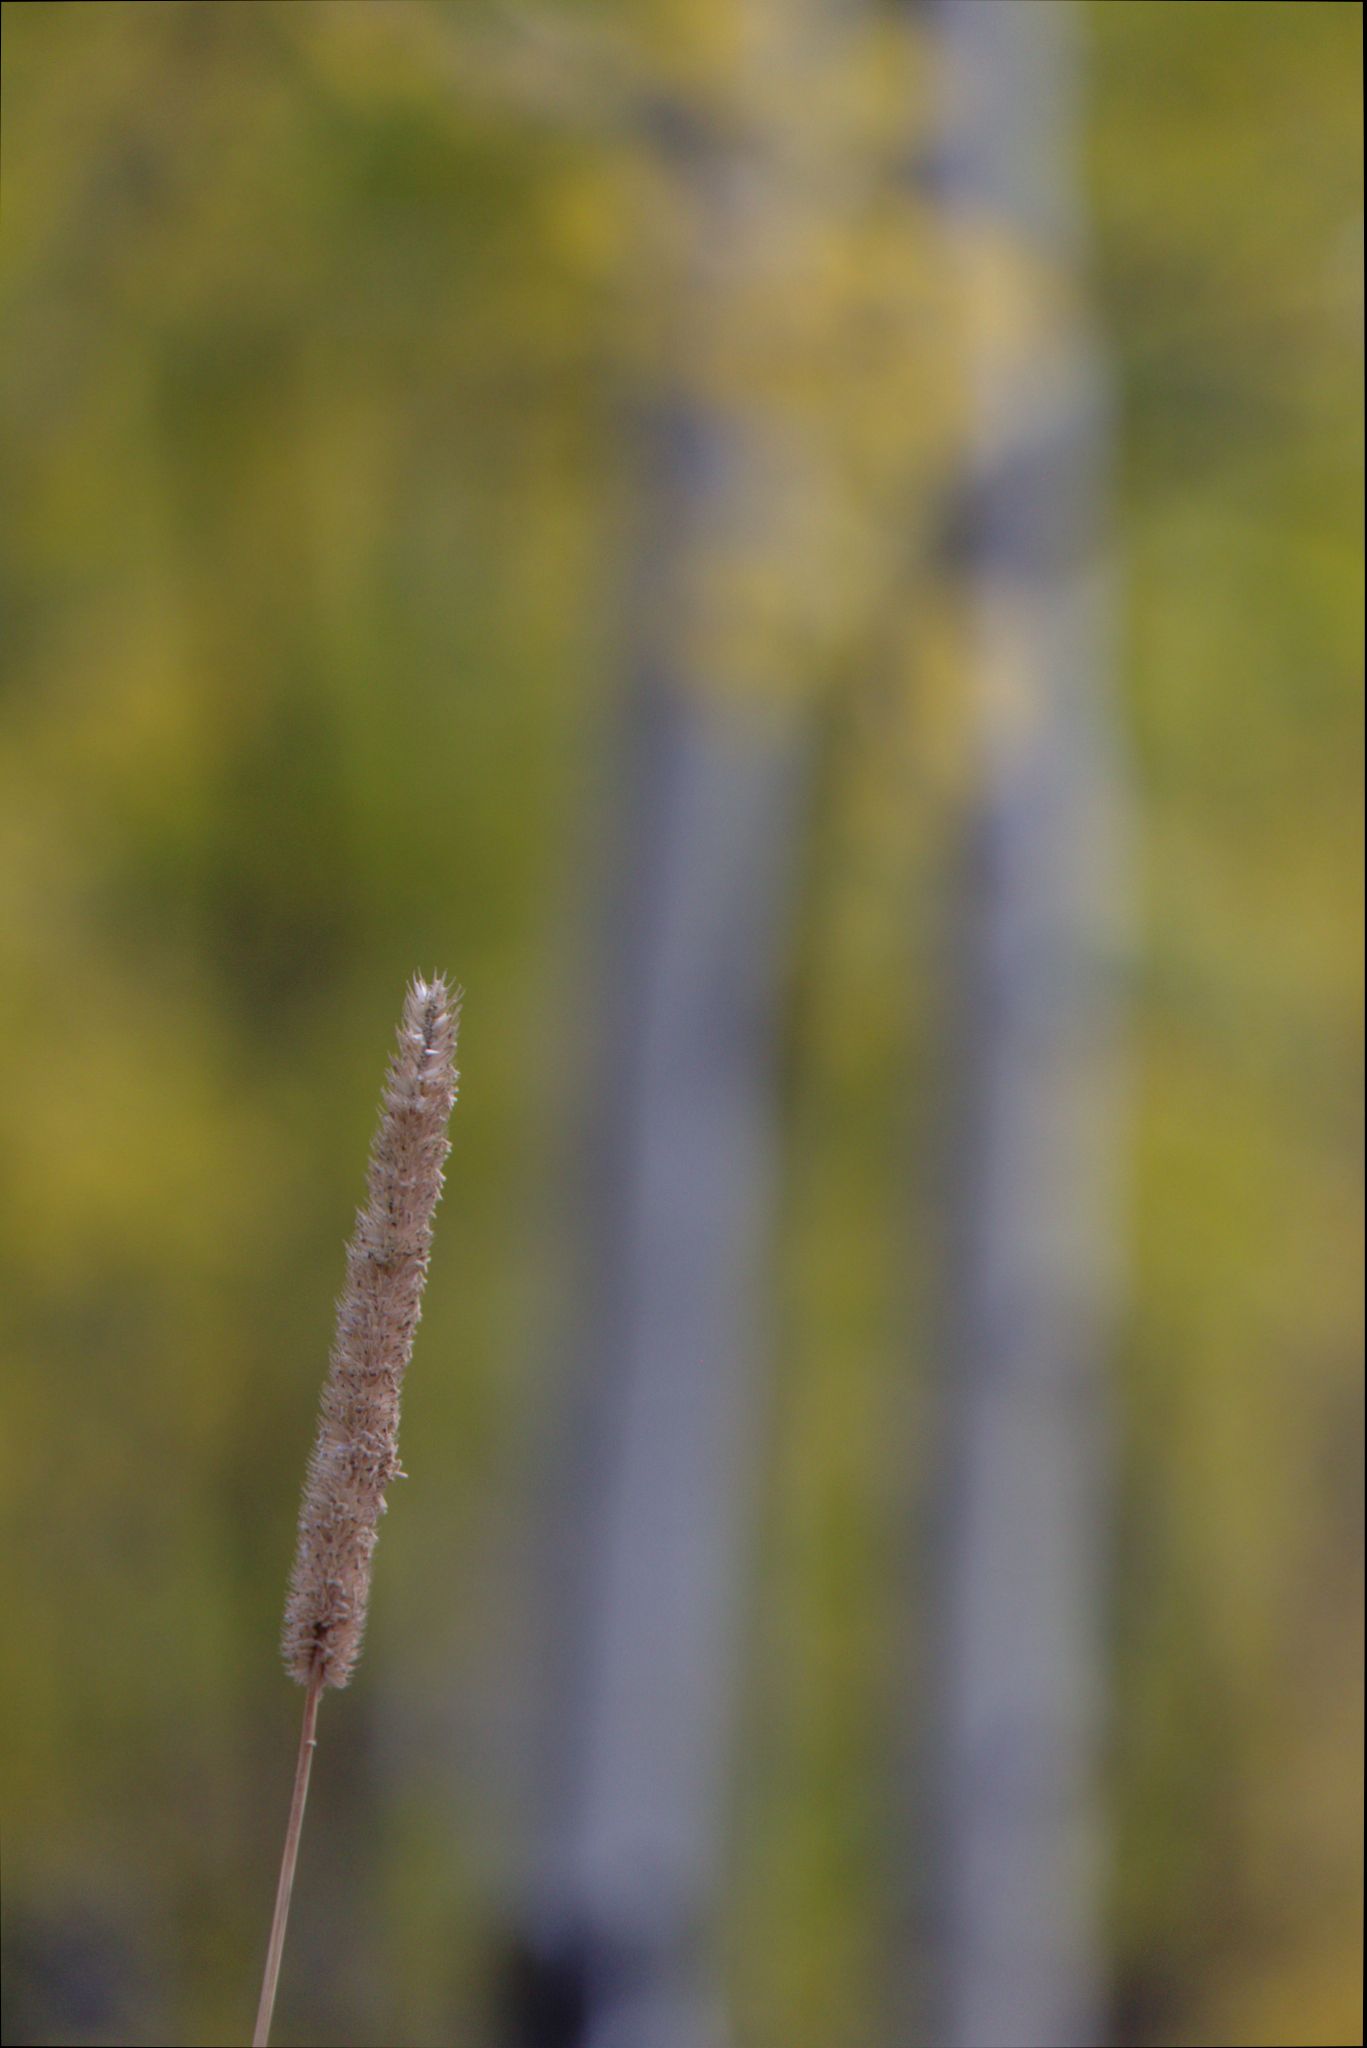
283 974 461 1689
255 975 459 2048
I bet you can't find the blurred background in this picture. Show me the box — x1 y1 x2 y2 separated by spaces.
1 3 1361 2045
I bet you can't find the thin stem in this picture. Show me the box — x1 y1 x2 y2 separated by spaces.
253 1663 324 2048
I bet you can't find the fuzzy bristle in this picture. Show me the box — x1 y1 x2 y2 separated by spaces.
281 975 460 1688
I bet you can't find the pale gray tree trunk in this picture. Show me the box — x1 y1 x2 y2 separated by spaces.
526 678 802 2048
920 5 1132 2046
508 40 819 2048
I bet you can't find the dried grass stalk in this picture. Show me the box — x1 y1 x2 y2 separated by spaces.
282 973 460 1689
254 974 459 2048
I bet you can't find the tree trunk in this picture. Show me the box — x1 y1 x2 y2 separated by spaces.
506 38 816 2048
922 5 1132 2044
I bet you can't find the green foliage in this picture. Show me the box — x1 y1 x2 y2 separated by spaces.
1 3 1360 2043
1085 10 1362 2043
